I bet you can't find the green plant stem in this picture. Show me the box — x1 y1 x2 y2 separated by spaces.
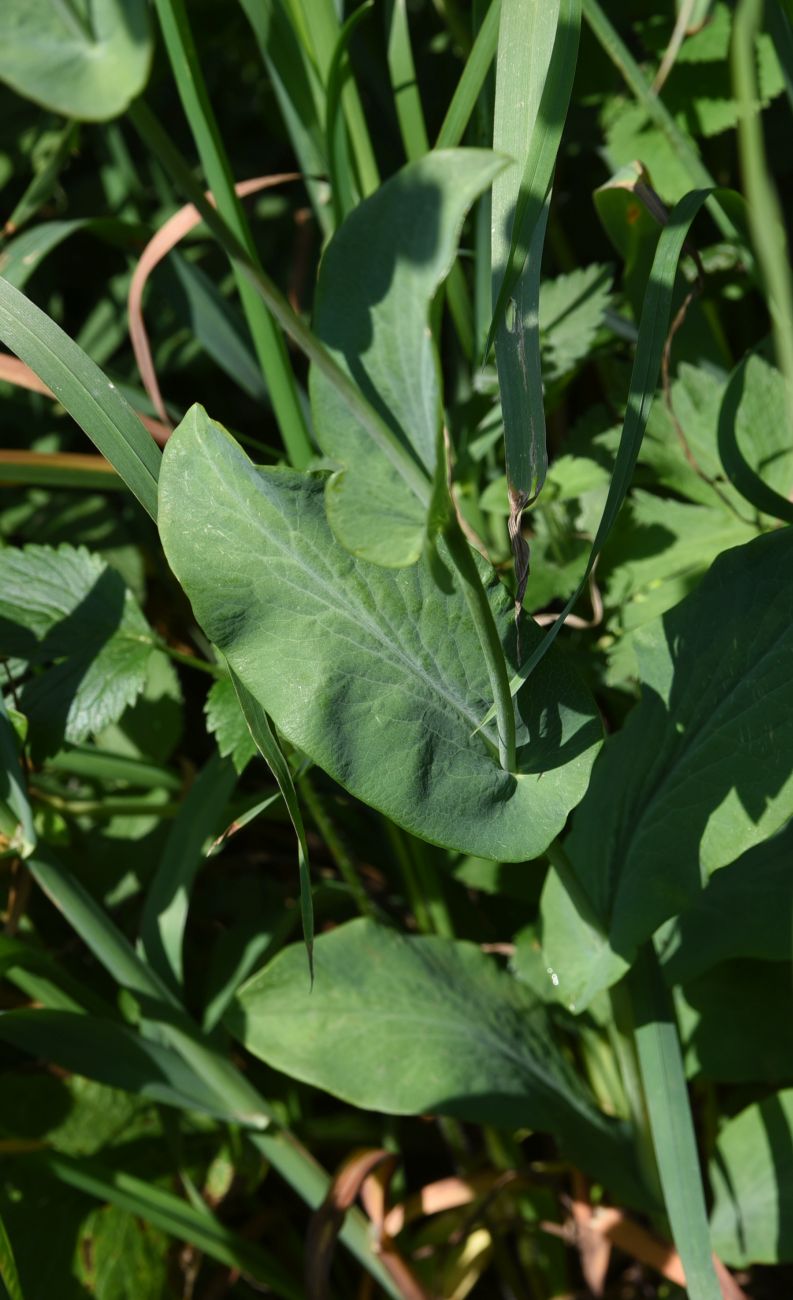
733 0 793 422
608 978 662 1200
582 0 744 248
158 640 222 677
627 943 722 1300
152 0 313 469
298 772 374 917
443 517 516 772
30 789 181 819
385 820 434 932
129 102 432 507
410 839 454 938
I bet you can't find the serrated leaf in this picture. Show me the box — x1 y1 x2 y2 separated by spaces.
0 545 156 760
0 0 152 121
710 1090 793 1265
539 263 613 381
227 918 644 1204
310 149 504 566
158 408 602 863
205 676 258 773
541 526 793 1011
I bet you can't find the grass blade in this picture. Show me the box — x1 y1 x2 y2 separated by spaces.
386 0 430 159
435 0 501 150
0 1205 24 1300
629 945 722 1300
481 186 711 719
490 0 581 612
140 752 239 992
325 1 375 224
0 278 160 518
129 102 432 507
231 671 314 979
43 1152 302 1298
153 0 313 468
733 0 793 423
289 0 380 197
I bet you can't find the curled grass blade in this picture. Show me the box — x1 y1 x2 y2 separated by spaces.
0 278 161 518
583 0 748 251
129 101 432 506
717 355 793 523
128 173 300 423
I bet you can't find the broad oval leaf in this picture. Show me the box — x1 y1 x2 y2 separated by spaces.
0 0 152 121
227 918 644 1204
310 149 504 567
541 525 793 1011
157 408 601 862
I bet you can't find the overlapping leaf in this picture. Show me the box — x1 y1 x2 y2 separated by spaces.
0 0 152 121
158 408 601 862
541 525 793 1010
310 149 504 566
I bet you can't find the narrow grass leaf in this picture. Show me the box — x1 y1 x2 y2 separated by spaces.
42 1152 301 1298
435 0 501 149
231 673 314 980
140 752 239 991
0 279 160 518
0 1204 24 1300
485 187 710 715
386 0 430 160
237 0 332 233
630 945 722 1300
325 2 375 224
733 0 793 425
490 0 581 614
153 0 312 467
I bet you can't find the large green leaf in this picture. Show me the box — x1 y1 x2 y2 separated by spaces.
710 1090 793 1265
158 408 601 862
678 958 793 1083
309 149 504 566
540 526 793 1010
227 918 644 1204
660 820 793 985
0 0 152 121
0 545 157 761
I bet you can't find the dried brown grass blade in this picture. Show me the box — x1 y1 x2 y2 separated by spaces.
128 173 300 424
0 351 171 446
